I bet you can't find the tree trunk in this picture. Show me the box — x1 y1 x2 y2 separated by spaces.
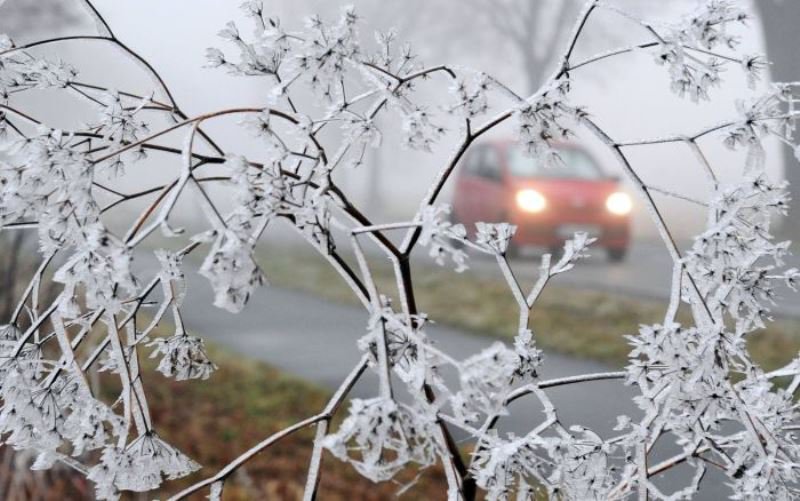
754 1 800 236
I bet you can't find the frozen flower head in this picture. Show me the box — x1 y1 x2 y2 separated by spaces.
740 54 769 89
88 432 199 499
3 366 123 464
418 204 468 272
62 393 123 456
322 397 440 483
149 332 217 381
241 109 273 139
53 223 137 316
475 222 517 255
226 155 285 220
199 230 267 313
0 128 98 254
359 301 437 390
0 324 20 341
472 428 615 501
653 0 750 102
0 0 797 498
448 72 491 120
0 340 40 380
515 78 585 168
342 116 382 153
723 86 795 173
95 91 151 147
155 249 187 306
0 364 44 437
401 108 445 151
470 432 541 501
0 44 76 100
296 5 361 102
452 342 536 421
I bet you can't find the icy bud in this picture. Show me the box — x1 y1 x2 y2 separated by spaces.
199 230 267 313
475 222 517 255
418 204 468 272
550 231 596 274
149 332 217 381
515 78 584 167
322 397 440 482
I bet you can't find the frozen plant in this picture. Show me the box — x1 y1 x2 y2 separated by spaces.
0 0 799 499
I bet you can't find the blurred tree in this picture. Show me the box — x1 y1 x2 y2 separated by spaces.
458 0 583 94
0 0 80 38
754 0 800 236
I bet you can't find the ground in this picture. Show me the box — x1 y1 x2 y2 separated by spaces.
256 244 800 370
8 343 449 500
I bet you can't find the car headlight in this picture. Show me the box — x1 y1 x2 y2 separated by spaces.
606 192 632 215
516 189 547 213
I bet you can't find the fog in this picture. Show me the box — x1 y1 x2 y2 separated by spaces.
0 0 785 240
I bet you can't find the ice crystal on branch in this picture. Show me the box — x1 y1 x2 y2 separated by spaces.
88 433 199 499
651 0 764 102
199 229 267 313
1 0 799 499
149 332 217 381
322 397 440 483
358 299 438 390
448 72 492 119
723 85 796 172
515 78 586 168
452 341 538 422
0 40 76 100
475 222 517 255
417 204 468 272
95 91 151 146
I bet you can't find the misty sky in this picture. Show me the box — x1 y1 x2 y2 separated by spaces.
0 0 784 239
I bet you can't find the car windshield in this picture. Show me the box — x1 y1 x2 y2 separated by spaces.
508 146 604 180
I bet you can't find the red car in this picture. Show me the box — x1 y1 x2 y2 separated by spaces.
452 140 632 261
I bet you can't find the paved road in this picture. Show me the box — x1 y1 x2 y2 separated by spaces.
180 279 636 435
175 267 729 499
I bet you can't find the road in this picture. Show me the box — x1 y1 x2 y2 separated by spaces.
182 283 635 432
176 268 730 499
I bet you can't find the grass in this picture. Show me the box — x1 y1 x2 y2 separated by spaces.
143 345 449 499
25 343 448 500
257 244 800 371
3 239 797 499
0 238 451 499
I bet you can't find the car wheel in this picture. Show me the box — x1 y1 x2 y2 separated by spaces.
607 248 627 263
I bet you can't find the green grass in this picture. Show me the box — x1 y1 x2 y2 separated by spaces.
257 245 800 371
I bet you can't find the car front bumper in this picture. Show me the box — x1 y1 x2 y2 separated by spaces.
510 214 630 250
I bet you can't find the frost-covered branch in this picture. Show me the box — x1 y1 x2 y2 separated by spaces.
0 0 798 499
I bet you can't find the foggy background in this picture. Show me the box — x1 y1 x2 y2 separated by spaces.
0 2 799 499
0 0 790 241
